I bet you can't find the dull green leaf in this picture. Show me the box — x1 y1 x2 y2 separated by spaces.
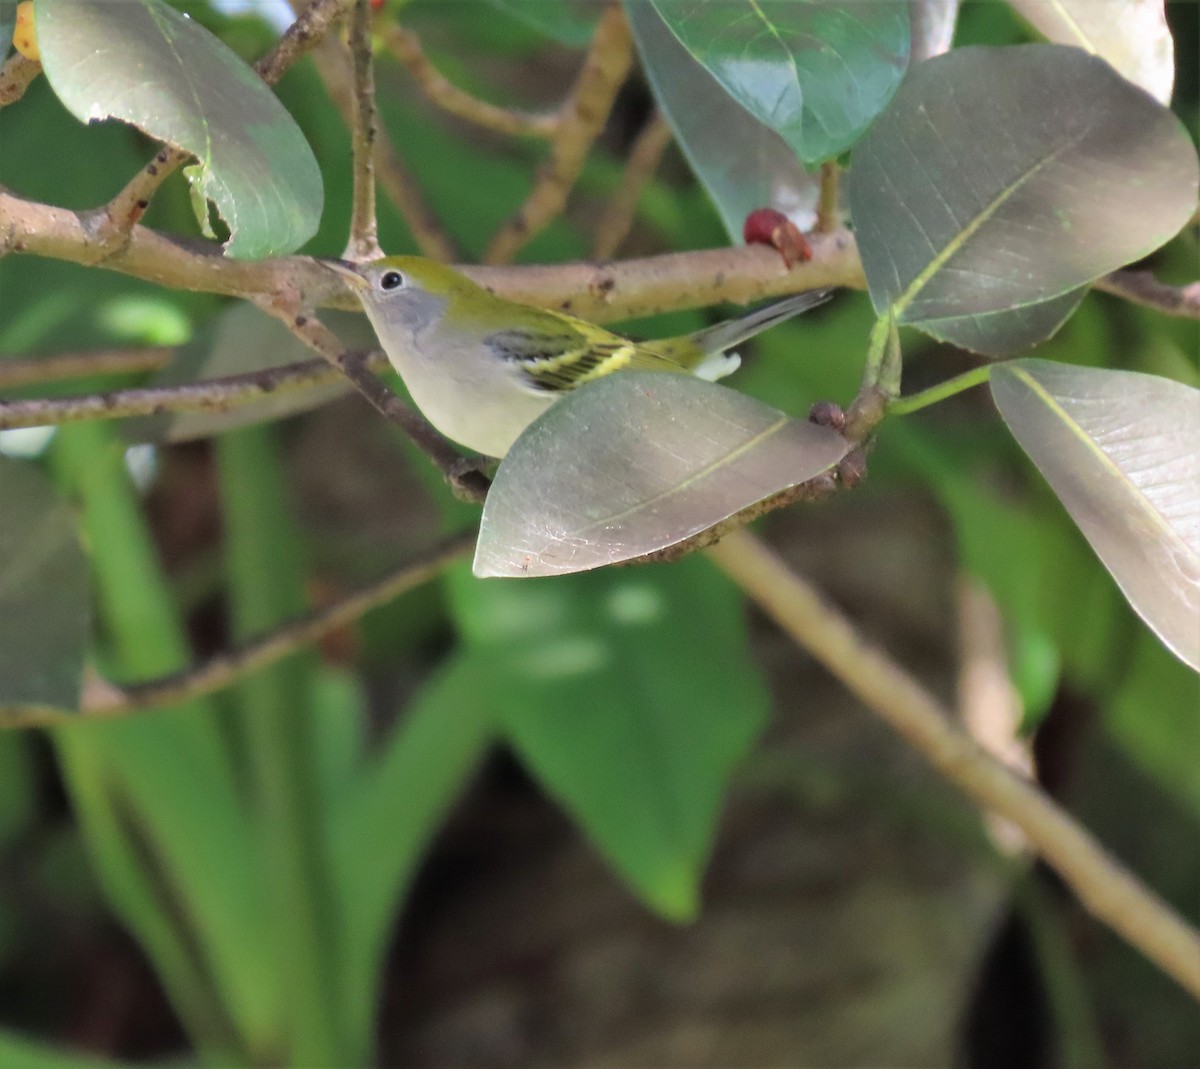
474 372 850 578
991 359 1200 672
35 0 323 259
648 0 910 165
626 0 820 239
449 556 769 920
0 457 89 719
849 45 1199 356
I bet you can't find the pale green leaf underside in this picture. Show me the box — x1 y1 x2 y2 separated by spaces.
475 372 850 578
992 359 1200 672
36 0 323 260
849 45 1199 357
1010 0 1174 104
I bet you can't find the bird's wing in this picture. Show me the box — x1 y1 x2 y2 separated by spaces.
483 325 684 394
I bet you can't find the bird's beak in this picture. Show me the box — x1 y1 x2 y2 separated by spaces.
325 258 370 291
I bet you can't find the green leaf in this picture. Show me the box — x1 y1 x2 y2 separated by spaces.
217 425 345 1067
0 733 35 847
35 0 323 259
481 0 603 46
0 457 89 719
626 0 819 240
648 0 910 165
475 372 850 578
448 557 769 920
48 424 277 1059
1010 0 1174 103
991 360 1200 672
332 653 497 1058
849 44 1199 356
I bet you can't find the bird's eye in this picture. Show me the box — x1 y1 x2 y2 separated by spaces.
379 270 405 291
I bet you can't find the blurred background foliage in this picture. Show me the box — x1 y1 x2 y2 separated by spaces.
0 1 1197 1066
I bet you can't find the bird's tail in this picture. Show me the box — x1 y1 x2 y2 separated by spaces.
689 289 832 356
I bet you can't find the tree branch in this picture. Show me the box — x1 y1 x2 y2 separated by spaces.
290 0 459 262
484 3 634 265
1 533 473 728
343 0 382 262
0 188 864 318
707 528 1200 1002
0 351 388 431
1094 269 1200 320
592 109 673 260
383 24 557 138
255 298 491 499
0 347 173 390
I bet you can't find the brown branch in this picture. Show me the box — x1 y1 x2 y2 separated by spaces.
707 529 1200 1002
0 52 40 108
0 347 172 390
255 297 490 499
815 161 841 234
0 351 389 431
85 0 355 253
0 188 863 319
343 0 382 261
2 533 473 728
291 6 457 262
591 109 673 260
383 24 557 138
484 3 634 265
1094 269 1200 320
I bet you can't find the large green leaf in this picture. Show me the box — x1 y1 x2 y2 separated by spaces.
1010 0 1174 104
481 0 603 46
0 457 89 719
626 0 819 241
0 1 15 59
448 557 769 920
475 372 850 578
849 45 1199 356
35 0 322 259
991 360 1200 672
332 652 497 1061
648 0 910 165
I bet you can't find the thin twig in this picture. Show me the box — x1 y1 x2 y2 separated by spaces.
0 189 865 320
0 52 40 108
0 351 388 431
292 2 458 262
1 533 473 728
815 161 841 233
0 347 173 391
484 3 634 265
1094 269 1200 320
707 528 1200 1002
343 0 382 261
257 299 490 499
383 24 557 138
591 109 673 260
87 0 355 253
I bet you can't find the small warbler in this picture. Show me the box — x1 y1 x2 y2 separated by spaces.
329 256 829 458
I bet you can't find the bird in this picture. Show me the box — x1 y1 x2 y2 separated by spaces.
328 256 829 458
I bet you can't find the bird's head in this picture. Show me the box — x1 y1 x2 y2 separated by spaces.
327 255 472 340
